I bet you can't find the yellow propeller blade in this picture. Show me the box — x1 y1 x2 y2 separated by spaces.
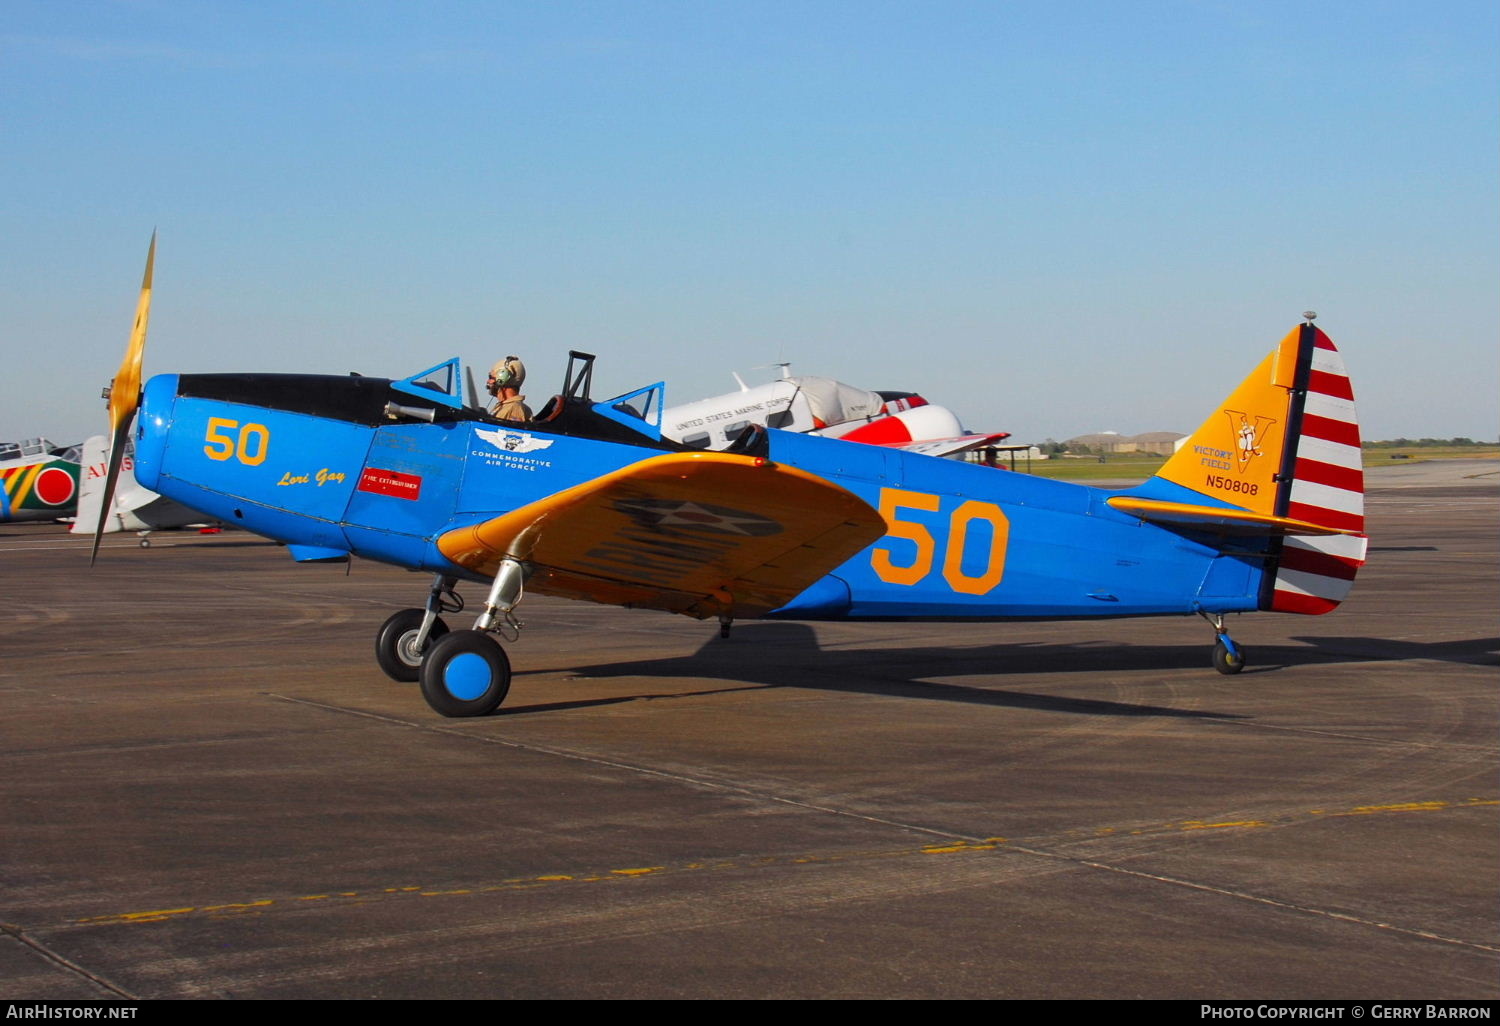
92 233 155 565
108 231 154 436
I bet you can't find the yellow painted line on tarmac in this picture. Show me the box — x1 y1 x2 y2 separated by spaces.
921 840 1004 854
1311 798 1497 817
1349 801 1452 814
114 907 195 923
202 900 274 914
71 797 1495 928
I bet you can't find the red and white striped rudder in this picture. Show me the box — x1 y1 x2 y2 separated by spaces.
1264 325 1367 614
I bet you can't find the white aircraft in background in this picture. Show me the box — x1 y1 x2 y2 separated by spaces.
661 365 1009 456
71 435 221 546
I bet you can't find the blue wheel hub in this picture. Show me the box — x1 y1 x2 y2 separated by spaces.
443 652 493 700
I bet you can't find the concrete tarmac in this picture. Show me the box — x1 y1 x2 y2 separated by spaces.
2 461 1495 999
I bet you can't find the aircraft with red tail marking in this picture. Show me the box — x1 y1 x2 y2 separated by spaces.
94 238 1366 717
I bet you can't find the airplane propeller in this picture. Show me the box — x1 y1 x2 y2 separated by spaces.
91 232 155 565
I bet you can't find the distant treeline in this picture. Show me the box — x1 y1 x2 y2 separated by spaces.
1362 438 1496 448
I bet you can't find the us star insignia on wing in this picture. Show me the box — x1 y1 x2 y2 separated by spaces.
612 497 782 536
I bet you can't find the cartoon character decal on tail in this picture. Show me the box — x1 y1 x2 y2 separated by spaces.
1224 410 1277 473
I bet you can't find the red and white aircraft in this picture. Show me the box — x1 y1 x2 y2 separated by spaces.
662 367 1009 457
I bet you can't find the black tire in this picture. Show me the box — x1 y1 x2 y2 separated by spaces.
419 630 511 717
375 608 450 682
1212 637 1246 675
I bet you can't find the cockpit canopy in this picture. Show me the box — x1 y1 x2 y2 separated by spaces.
175 351 683 452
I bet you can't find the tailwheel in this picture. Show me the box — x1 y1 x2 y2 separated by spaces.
1212 636 1246 675
375 608 450 682
419 630 511 717
1199 610 1246 675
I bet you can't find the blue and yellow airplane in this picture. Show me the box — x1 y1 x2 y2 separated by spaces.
96 238 1367 716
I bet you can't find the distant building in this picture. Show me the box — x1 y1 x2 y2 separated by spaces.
1065 431 1185 455
1128 431 1186 455
962 444 1045 467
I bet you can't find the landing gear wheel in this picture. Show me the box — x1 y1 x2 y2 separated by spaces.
139 537 151 548
419 630 511 717
375 608 450 682
1212 637 1245 675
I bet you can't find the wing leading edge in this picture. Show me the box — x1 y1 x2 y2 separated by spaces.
436 452 885 619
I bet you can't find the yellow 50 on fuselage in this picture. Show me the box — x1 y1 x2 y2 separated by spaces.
203 417 270 466
871 487 1009 595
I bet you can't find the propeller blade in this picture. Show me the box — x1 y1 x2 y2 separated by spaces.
109 232 153 436
89 420 133 566
92 233 155 565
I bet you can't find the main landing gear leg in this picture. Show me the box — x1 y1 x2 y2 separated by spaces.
1199 610 1246 675
375 575 459 682
418 559 527 718
713 590 734 639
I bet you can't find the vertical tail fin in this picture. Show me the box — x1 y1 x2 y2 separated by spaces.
1152 322 1367 614
71 435 114 535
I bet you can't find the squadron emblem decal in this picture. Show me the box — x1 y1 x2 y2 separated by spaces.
475 428 555 454
472 427 556 472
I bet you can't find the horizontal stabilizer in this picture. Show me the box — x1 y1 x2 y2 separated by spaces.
436 452 884 619
1106 496 1362 537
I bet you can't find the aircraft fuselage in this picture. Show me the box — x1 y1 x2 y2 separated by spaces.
134 371 1267 623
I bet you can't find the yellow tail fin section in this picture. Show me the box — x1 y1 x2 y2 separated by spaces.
1155 326 1302 516
1147 322 1366 615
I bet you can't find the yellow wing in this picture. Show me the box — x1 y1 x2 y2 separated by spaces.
436 452 884 619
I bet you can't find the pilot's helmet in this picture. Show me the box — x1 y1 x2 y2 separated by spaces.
489 356 525 388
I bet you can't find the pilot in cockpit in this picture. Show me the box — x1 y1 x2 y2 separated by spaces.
486 356 532 422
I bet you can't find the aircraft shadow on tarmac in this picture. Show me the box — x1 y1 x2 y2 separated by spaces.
1289 634 1499 667
505 622 1261 720
502 624 1500 719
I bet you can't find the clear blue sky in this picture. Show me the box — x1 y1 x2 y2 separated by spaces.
4 0 1496 445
